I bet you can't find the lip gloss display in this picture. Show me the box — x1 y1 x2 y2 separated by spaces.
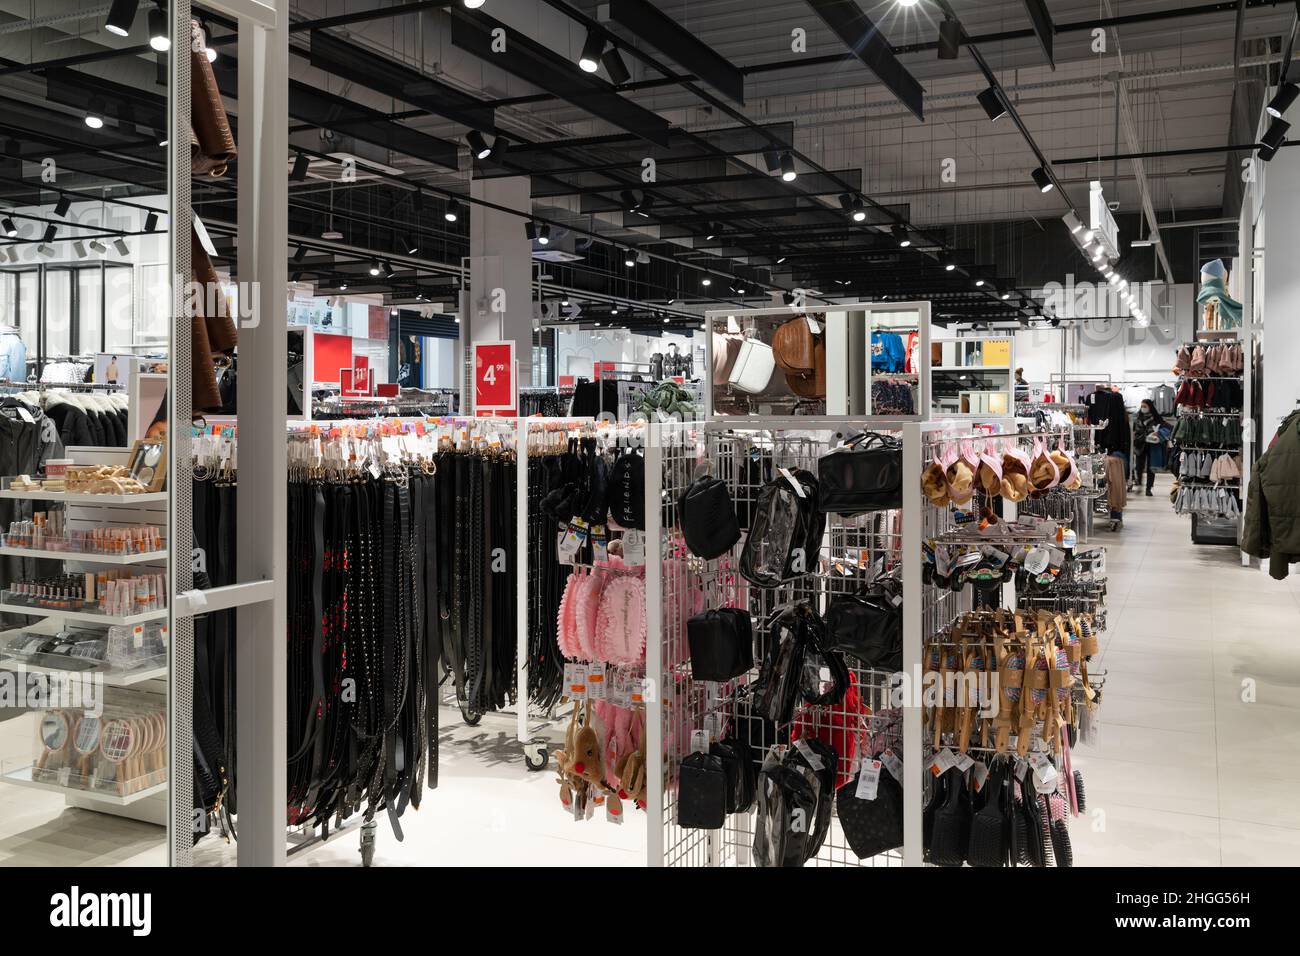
3 513 163 555
2 570 166 616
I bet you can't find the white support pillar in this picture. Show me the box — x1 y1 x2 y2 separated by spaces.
1260 147 1300 442
901 423 924 866
468 176 535 403
235 2 289 867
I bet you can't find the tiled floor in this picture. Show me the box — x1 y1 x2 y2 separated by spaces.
1070 475 1300 866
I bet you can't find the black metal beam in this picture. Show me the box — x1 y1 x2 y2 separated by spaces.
1021 0 1056 69
607 0 745 104
802 0 925 120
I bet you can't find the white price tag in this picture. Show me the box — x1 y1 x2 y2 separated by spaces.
794 738 824 771
855 759 882 800
1030 751 1058 787
930 747 958 776
778 467 806 498
971 760 990 793
955 753 975 773
622 529 645 567
587 661 607 700
881 749 904 782
805 315 822 335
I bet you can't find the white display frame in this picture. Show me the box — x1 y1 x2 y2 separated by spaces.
929 335 1016 418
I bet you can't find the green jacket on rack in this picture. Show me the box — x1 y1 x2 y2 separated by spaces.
1243 409 1300 579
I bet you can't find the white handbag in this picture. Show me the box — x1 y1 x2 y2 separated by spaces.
727 338 776 394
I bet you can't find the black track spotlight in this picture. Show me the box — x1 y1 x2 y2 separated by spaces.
54 195 71 218
624 249 635 268
1050 315 1061 328
763 150 781 173
601 45 631 85
620 189 638 212
938 18 962 60
444 199 462 223
892 224 911 248
837 193 853 211
73 240 88 259
402 234 418 255
368 260 381 277
2 217 15 238
1267 83 1300 119
466 130 491 161
144 211 159 232
1261 118 1291 150
1259 143 1279 162
634 192 653 217
148 7 169 52
775 254 787 265
463 0 486 8
384 261 397 278
780 152 797 182
85 97 106 130
579 30 604 73
942 256 956 272
977 86 1007 122
105 0 139 37
42 224 57 243
488 134 507 160
525 221 537 241
782 291 795 306
538 224 551 245
293 244 307 262
113 237 129 256
1031 165 1055 193
704 224 716 241
290 152 310 181
851 199 867 222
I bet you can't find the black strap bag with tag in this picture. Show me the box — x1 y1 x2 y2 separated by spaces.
817 432 903 516
677 750 727 829
836 753 904 859
679 475 742 560
823 575 904 671
687 607 754 682
739 469 824 587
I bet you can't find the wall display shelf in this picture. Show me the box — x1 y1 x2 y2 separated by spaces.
930 336 1015 417
0 545 167 565
0 601 166 627
0 488 168 505
1 766 167 807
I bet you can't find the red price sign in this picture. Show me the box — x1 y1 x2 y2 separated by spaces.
473 341 516 415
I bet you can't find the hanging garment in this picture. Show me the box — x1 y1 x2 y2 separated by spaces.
1243 409 1300 579
1151 384 1176 416
0 330 26 382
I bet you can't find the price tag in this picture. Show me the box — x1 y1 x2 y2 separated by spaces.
855 759 883 800
1015 758 1030 781
591 526 608 564
622 529 645 566
778 467 806 498
929 747 958 776
794 738 824 771
690 729 710 754
587 661 606 700
880 749 904 782
971 760 990 792
564 662 588 700
805 315 822 335
955 752 975 773
1029 751 1058 788
132 625 144 649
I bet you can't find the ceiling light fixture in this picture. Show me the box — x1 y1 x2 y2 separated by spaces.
37 244 55 258
402 234 418 255
54 195 72 218
105 0 139 37
293 245 306 262
601 45 631 85
525 221 537 241
42 225 57 243
704 224 716 241
775 255 787 265
367 260 380 276
938 18 962 59
579 30 604 73
1062 211 1084 234
892 224 911 247
290 152 310 181
1261 118 1291 150
975 278 986 287
444 199 462 223
1031 165 1054 193
1258 143 1279 162
624 250 635 267
144 211 159 232
538 224 551 245
780 152 797 182
148 7 169 51
977 86 1007 122
944 259 956 272
89 239 106 254
1267 82 1299 119
1 217 15 237
113 237 129 255
701 277 712 287
73 240 87 259
339 282 348 291
466 130 492 160
85 98 105 129
463 0 487 8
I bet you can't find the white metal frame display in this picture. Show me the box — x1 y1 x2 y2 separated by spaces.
163 0 289 867
930 335 1016 418
647 417 927 867
702 302 932 421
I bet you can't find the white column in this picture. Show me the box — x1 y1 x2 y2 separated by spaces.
1261 147 1300 439
469 176 534 400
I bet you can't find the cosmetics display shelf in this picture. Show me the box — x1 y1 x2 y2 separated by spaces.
0 545 167 565
0 601 166 627
0 656 166 687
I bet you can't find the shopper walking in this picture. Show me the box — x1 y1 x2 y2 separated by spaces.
1087 384 1131 529
1131 400 1167 496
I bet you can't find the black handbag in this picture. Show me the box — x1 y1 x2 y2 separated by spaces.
751 602 847 725
710 736 757 813
679 476 742 560
823 576 903 671
836 755 904 859
677 750 727 829
739 469 824 587
817 432 903 515
687 607 754 682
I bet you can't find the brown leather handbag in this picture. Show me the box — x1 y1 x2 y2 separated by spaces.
773 317 825 399
191 20 236 177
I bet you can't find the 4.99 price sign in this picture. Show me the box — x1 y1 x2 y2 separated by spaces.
473 341 516 415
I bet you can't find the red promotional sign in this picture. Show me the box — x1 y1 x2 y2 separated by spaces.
473 341 516 415
594 361 615 380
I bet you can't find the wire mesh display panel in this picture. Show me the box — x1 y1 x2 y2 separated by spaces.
659 422 908 868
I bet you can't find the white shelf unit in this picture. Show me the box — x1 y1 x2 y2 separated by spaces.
1 766 167 807
0 489 169 505
0 546 167 565
0 603 166 627
929 336 1016 418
